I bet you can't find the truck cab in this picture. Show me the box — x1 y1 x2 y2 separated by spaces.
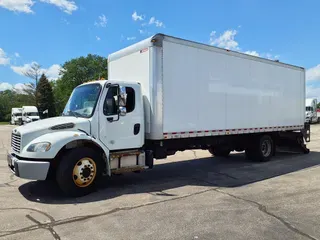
305 98 318 124
22 106 40 124
11 108 22 125
8 80 147 197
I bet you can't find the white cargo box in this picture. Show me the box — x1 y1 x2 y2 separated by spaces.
108 34 305 140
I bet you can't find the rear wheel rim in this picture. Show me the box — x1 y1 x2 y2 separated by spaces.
261 139 272 157
72 158 97 187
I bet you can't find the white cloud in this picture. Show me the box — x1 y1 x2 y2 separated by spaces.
0 82 38 94
209 30 239 50
209 29 280 61
0 82 34 93
0 48 10 65
14 52 20 58
149 16 164 28
11 62 35 76
13 83 31 94
0 82 13 91
245 51 260 57
45 64 62 80
96 36 101 41
127 36 136 41
139 29 145 34
264 53 280 60
306 85 320 101
11 62 61 81
306 64 320 82
0 0 34 13
39 0 77 14
94 14 107 27
132 11 144 21
61 17 70 25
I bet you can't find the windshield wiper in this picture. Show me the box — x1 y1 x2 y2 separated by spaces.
66 110 82 118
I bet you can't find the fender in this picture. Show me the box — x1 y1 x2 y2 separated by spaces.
20 131 111 174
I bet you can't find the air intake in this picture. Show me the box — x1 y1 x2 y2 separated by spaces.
50 123 75 130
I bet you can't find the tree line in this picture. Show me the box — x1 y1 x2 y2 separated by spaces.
0 54 108 122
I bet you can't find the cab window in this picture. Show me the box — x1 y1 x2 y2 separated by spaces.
103 86 136 116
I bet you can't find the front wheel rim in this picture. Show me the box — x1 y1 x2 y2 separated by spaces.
261 140 272 157
72 158 97 187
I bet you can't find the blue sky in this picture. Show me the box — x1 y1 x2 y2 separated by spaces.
0 0 320 97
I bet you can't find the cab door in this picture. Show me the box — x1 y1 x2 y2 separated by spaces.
98 83 144 150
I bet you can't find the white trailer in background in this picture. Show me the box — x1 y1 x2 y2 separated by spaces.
305 98 319 123
11 108 22 125
22 106 40 124
8 34 310 197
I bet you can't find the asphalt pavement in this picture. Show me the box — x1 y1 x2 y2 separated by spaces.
1 124 320 240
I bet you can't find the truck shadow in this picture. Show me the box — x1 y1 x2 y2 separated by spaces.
18 150 320 204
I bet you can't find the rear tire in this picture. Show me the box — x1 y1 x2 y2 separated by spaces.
246 135 274 162
209 147 231 157
56 147 103 197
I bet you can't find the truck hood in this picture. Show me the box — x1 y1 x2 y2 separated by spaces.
13 117 91 150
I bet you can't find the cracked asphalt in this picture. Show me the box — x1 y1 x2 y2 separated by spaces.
1 124 320 240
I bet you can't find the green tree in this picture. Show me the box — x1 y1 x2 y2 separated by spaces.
22 62 42 105
53 54 108 114
0 89 36 122
36 74 56 118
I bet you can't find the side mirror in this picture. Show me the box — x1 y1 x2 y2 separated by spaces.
118 86 127 107
119 106 127 116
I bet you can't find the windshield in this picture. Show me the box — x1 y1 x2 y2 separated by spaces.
306 106 313 111
14 113 22 116
62 83 101 118
27 112 39 116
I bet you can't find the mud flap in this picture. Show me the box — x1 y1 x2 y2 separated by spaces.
276 128 310 154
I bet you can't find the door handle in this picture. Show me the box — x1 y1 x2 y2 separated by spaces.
107 117 113 122
134 123 140 135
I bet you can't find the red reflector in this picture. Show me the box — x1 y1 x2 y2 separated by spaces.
140 48 148 53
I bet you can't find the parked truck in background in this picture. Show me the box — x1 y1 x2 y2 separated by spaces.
305 98 319 123
7 34 310 197
22 106 40 124
10 108 22 125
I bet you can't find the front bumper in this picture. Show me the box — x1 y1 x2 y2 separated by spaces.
7 153 50 180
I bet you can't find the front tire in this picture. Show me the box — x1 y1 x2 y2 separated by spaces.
56 147 103 197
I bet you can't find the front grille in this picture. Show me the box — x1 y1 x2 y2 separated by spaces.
11 132 21 153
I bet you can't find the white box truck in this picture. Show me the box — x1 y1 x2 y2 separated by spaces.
305 98 319 123
11 108 22 125
22 106 40 124
7 34 310 197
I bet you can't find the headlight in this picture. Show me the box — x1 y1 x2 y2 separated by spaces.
27 142 51 152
